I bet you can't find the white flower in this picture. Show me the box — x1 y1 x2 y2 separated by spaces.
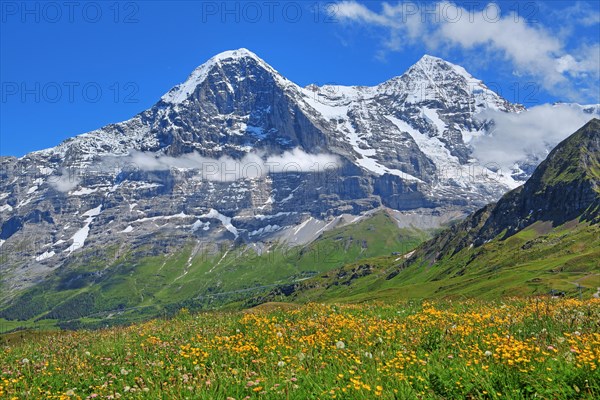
364 352 373 359
277 361 286 367
484 351 493 357
124 386 131 392
120 368 129 375
336 341 345 349
276 332 283 338
21 358 30 364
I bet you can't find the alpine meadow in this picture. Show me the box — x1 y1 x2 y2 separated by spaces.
1 1 599 399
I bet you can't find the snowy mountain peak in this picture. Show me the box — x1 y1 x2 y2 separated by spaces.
415 54 448 64
161 48 290 104
373 54 522 114
408 54 477 83
212 48 261 61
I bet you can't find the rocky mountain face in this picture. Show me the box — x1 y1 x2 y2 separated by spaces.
0 49 595 303
264 120 600 303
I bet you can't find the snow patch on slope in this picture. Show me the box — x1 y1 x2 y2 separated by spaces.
121 225 134 233
65 205 102 254
70 187 98 196
199 209 238 238
35 250 56 262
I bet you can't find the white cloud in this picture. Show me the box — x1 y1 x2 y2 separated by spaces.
336 1 426 45
49 170 81 192
335 1 392 26
334 1 600 101
551 1 600 27
472 104 599 169
104 148 341 182
264 148 340 173
436 4 567 87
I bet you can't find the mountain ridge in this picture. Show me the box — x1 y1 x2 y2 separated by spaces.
0 50 598 315
256 119 600 303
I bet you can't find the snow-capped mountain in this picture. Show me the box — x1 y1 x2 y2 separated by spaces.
0 49 596 299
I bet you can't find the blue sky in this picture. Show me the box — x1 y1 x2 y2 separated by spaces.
1 0 599 156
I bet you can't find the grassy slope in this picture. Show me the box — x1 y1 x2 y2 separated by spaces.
0 211 429 331
274 219 600 304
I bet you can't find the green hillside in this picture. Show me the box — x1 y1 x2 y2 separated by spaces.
267 219 599 304
0 210 428 331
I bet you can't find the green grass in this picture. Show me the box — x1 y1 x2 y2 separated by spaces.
539 119 599 187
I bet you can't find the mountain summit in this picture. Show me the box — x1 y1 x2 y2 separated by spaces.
161 48 290 105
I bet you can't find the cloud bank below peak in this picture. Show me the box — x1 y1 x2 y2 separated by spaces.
105 148 341 183
472 104 599 169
